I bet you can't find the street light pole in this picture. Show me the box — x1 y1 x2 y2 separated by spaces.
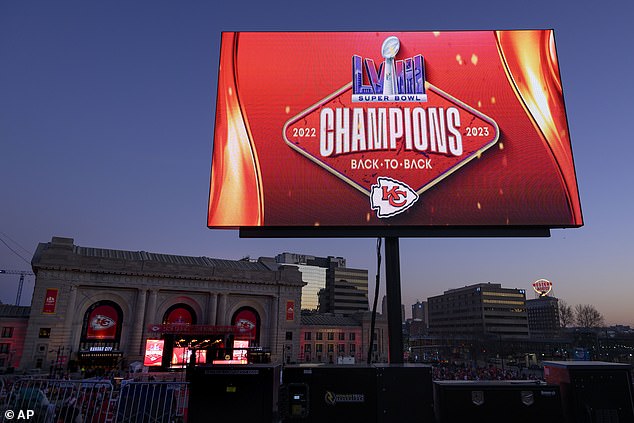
385 237 404 364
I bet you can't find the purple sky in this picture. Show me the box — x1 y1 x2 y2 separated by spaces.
1 0 633 325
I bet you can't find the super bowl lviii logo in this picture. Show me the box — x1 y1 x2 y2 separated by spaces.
352 36 427 103
283 35 499 219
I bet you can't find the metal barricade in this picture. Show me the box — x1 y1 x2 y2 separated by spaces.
113 381 188 423
0 378 113 423
0 378 189 423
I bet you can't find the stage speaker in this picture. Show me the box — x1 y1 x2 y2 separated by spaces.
281 364 433 423
433 380 563 423
282 365 377 422
375 364 434 422
187 364 281 422
544 361 634 423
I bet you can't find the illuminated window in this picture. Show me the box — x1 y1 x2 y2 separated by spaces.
304 332 311 341
2 327 14 338
482 291 524 298
483 299 524 305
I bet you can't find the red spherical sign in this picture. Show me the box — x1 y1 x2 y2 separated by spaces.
532 279 553 296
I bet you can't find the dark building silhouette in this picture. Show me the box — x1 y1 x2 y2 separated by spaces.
526 296 560 338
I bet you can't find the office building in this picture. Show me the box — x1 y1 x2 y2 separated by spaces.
412 300 428 324
276 253 368 316
428 283 529 339
273 254 327 312
526 296 560 338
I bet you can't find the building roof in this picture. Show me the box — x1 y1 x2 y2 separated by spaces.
301 314 360 327
75 246 269 271
0 304 31 318
30 237 304 286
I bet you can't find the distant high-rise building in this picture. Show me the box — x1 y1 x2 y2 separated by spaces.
275 253 368 316
412 300 425 319
330 266 369 315
273 253 327 312
412 300 428 327
428 283 529 339
526 296 560 338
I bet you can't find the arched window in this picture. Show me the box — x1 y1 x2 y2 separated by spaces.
231 307 260 343
81 300 123 342
163 303 197 325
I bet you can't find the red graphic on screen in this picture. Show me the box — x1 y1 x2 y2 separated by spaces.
208 31 583 228
284 85 498 205
144 339 164 367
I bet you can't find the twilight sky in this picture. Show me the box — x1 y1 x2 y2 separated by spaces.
1 1 633 325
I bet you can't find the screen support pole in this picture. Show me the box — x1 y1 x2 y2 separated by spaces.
384 236 404 363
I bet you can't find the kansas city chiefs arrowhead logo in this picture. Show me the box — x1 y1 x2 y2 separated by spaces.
371 177 419 218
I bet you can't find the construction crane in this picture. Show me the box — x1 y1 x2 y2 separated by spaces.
0 269 35 306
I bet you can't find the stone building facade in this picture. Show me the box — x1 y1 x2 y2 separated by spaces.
20 237 304 372
299 312 389 364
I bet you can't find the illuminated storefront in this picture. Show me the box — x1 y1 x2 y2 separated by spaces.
144 305 263 368
77 300 124 369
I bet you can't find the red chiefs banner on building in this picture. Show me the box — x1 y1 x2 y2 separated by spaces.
286 300 295 321
233 308 258 339
86 304 119 340
42 288 58 314
208 31 582 230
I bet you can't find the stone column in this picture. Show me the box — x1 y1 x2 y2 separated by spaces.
217 294 227 326
207 293 218 325
128 289 147 358
64 285 78 358
145 289 158 326
64 285 77 330
270 296 280 359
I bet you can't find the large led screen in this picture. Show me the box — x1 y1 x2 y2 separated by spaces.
208 30 582 230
